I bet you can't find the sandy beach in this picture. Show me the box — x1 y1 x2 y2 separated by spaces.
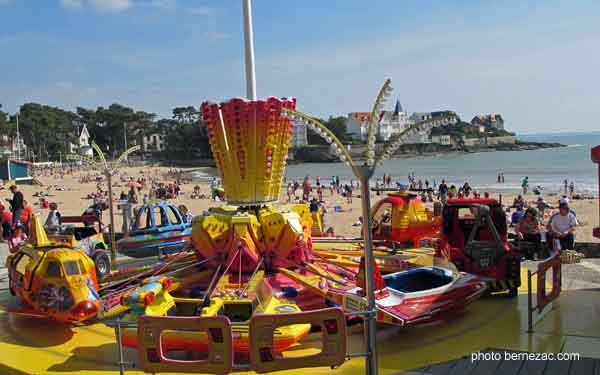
1 165 598 244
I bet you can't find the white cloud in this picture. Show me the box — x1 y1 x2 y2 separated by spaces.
60 0 83 10
149 0 176 11
60 0 132 12
89 0 132 12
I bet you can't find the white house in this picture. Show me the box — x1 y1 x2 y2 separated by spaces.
346 100 411 142
142 132 166 152
411 111 459 125
346 112 371 141
431 134 453 146
69 124 91 155
471 113 504 130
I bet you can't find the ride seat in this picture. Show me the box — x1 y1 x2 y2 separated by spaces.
476 228 493 241
448 216 465 249
463 205 506 269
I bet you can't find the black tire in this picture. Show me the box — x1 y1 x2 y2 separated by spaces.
93 251 111 279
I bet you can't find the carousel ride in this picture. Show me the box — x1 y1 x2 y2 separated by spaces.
110 96 488 374
2 90 491 374
4 85 597 375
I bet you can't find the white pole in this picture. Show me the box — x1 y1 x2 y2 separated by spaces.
123 122 128 161
16 112 20 161
243 0 257 100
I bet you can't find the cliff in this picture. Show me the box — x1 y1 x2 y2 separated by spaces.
292 140 566 163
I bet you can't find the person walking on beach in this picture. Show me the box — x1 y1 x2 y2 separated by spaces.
462 182 472 197
345 184 353 204
7 185 24 229
563 179 568 196
569 181 575 197
521 176 529 195
501 173 504 183
438 180 449 204
302 176 311 202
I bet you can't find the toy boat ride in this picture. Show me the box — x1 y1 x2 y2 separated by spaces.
284 261 487 327
117 201 192 258
370 266 486 326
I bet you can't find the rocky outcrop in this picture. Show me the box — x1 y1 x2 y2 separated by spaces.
292 140 566 163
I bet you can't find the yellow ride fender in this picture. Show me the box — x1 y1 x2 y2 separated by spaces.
138 315 233 374
249 307 347 373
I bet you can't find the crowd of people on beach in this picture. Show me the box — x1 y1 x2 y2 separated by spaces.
0 163 587 259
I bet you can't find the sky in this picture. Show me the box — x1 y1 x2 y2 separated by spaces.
0 0 599 134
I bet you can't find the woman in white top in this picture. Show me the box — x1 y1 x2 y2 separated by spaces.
546 202 577 250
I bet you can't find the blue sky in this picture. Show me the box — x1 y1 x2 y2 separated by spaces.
1 0 599 133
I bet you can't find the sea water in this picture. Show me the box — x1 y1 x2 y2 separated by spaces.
284 131 600 195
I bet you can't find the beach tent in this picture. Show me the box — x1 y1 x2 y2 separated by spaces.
0 159 32 184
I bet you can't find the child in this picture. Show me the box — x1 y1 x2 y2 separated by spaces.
44 202 61 234
179 205 194 224
536 196 551 220
8 225 27 253
0 204 12 241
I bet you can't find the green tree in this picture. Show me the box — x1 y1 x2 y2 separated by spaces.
78 104 156 156
14 103 76 160
157 106 211 160
308 116 348 145
172 106 199 125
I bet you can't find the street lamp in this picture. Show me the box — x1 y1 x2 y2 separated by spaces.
283 79 454 375
69 142 140 267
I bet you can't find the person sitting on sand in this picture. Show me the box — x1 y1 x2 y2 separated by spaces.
192 185 201 199
353 216 363 227
536 196 551 219
512 195 525 210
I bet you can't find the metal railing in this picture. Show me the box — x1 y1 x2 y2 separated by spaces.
527 252 562 333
